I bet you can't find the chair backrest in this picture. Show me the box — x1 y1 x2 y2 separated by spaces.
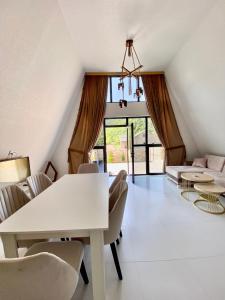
0 185 30 222
109 170 127 194
0 252 78 300
26 173 52 198
104 180 128 245
77 163 99 174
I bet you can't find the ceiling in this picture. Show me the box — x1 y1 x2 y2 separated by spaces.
58 0 216 72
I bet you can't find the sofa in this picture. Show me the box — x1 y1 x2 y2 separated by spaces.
166 154 225 187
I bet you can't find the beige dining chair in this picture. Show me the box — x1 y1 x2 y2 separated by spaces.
26 172 52 198
77 163 99 174
0 242 83 300
109 170 127 240
81 180 128 280
0 184 30 221
0 184 45 248
109 170 127 194
26 240 89 285
0 185 89 284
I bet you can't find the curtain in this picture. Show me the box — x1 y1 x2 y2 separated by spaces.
68 75 108 173
142 74 186 166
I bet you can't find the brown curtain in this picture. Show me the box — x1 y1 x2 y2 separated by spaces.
142 74 186 166
68 75 108 173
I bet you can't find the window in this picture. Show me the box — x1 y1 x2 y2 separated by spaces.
106 76 145 103
147 118 161 144
95 127 104 146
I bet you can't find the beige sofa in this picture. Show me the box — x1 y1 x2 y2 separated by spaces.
166 154 225 187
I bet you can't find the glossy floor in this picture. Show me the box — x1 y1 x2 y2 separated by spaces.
2 175 225 300
74 176 225 300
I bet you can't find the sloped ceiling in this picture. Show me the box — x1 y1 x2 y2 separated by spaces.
166 0 225 156
58 0 215 71
0 0 221 174
0 0 84 172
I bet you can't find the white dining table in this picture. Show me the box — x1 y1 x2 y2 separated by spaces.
0 173 109 300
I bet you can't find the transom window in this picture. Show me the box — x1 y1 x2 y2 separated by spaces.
106 76 145 103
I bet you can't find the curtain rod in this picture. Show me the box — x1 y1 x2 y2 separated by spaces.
85 71 164 76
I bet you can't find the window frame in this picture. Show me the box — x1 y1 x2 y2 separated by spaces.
93 117 164 175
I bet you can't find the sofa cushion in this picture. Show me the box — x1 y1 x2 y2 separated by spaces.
192 157 207 168
205 154 225 172
166 166 208 179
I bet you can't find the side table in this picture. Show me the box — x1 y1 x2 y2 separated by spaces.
193 183 225 214
181 173 214 201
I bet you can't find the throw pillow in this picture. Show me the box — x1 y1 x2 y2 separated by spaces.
192 157 207 168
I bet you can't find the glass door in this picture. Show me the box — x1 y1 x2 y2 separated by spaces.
89 127 106 172
104 118 129 176
92 117 165 177
128 123 135 183
128 118 147 178
147 118 165 174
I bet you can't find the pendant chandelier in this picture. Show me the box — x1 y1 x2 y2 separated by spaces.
119 39 143 108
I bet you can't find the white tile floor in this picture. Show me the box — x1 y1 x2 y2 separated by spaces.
2 175 225 300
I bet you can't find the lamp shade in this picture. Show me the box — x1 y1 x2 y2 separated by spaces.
0 157 31 183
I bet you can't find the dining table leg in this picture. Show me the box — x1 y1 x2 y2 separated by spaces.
1 234 18 258
90 229 105 300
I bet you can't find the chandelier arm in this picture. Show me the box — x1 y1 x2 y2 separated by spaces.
129 76 132 95
121 66 130 74
131 50 136 70
121 66 131 75
123 82 125 100
132 46 142 67
130 65 143 76
122 47 128 70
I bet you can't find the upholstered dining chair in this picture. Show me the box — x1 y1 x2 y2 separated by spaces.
0 241 85 300
0 184 45 248
81 180 128 280
26 240 89 285
109 170 127 240
0 184 30 221
26 173 52 198
77 163 99 174
109 170 127 194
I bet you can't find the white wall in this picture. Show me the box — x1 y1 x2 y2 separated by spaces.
1 0 221 178
105 102 148 118
51 80 84 177
166 0 225 158
0 0 83 173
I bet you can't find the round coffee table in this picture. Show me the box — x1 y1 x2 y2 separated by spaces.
181 173 214 201
193 183 225 214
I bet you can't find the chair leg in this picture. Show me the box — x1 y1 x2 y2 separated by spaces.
116 238 120 245
80 261 89 284
120 230 123 238
110 242 123 280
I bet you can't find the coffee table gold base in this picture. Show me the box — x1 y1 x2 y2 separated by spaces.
181 189 197 202
180 173 214 202
193 193 225 215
